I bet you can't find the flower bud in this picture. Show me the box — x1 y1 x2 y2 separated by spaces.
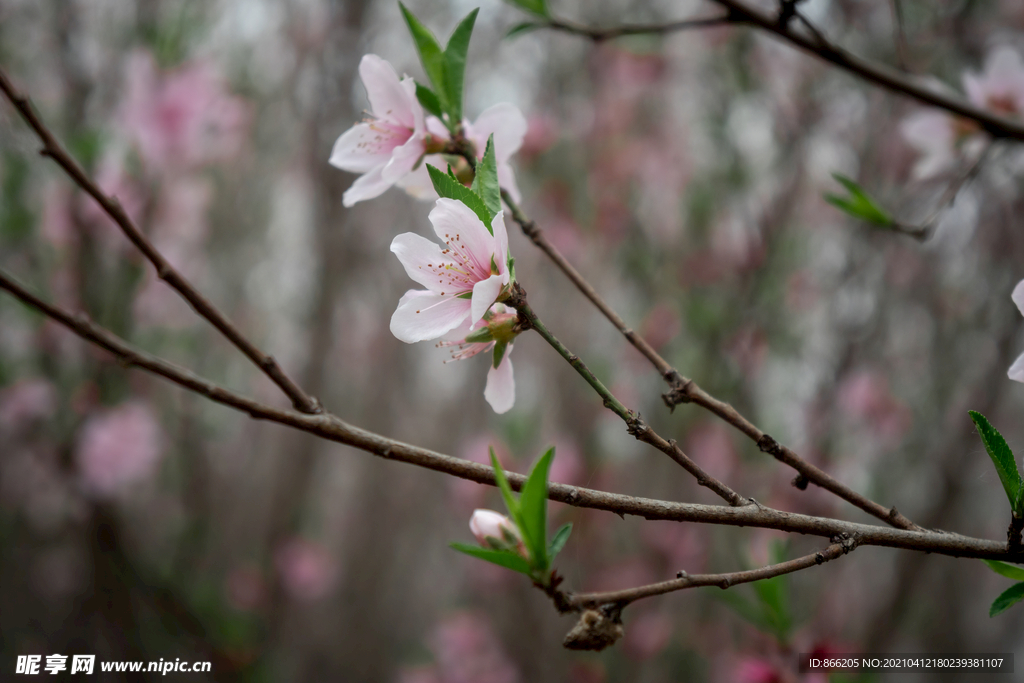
469 509 526 556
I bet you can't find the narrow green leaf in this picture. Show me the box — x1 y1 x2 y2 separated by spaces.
518 447 555 571
450 542 532 575
969 411 1023 514
442 8 478 123
984 560 1024 581
470 134 501 222
505 21 544 39
548 523 572 559
426 164 492 227
502 0 550 18
825 173 893 226
490 447 519 518
415 82 443 118
400 3 448 111
990 582 1024 617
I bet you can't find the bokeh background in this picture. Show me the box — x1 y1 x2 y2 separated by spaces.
3 0 1024 680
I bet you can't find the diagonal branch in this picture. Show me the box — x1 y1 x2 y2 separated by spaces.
0 66 321 415
500 190 921 531
1 266 1007 560
542 13 732 42
568 540 852 609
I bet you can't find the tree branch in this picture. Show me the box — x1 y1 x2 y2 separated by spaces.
0 67 321 415
542 14 732 42
0 267 1010 561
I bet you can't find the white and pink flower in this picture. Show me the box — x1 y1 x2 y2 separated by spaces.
390 198 510 343
329 54 428 206
470 509 525 557
1009 279 1024 382
438 304 518 414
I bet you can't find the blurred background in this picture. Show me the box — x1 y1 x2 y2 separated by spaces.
3 0 1024 680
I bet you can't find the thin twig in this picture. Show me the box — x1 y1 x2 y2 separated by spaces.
568 540 852 609
891 0 909 71
500 190 922 531
0 67 321 415
544 14 733 42
3 268 1008 559
514 290 748 507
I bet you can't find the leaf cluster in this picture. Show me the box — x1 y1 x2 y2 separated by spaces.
824 173 894 228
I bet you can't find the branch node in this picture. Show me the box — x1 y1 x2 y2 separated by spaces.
625 412 648 438
814 552 825 565
757 434 783 458
661 376 694 409
792 473 809 490
676 570 688 579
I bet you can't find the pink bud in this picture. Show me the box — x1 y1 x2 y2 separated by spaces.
469 509 523 554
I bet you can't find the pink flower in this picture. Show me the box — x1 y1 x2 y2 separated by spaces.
469 509 524 555
274 538 337 602
329 54 427 206
0 378 57 431
430 611 521 683
390 198 510 343
120 51 250 172
75 402 163 498
398 103 528 202
438 304 518 414
963 46 1024 115
1009 279 1024 382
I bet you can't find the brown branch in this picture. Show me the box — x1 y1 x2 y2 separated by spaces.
543 14 733 42
500 190 922 531
0 66 321 415
568 540 852 609
0 268 1016 562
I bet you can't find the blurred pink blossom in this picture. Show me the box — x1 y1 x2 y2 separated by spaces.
836 369 911 441
623 610 673 660
963 46 1024 115
274 538 337 602
733 657 782 683
430 611 520 683
519 113 559 159
75 402 163 498
0 378 57 431
685 422 738 484
1009 279 1024 382
225 564 267 612
120 50 250 172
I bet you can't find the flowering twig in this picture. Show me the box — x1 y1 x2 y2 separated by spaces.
514 288 749 507
3 267 1005 560
0 67 322 415
499 191 922 531
567 540 852 610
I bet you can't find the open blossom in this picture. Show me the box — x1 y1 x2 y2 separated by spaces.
439 304 518 414
1009 279 1024 382
390 198 510 343
398 103 528 202
75 402 163 498
470 509 526 557
963 46 1024 115
329 54 427 206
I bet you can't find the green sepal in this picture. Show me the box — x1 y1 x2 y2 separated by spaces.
990 582 1024 617
984 560 1024 581
505 21 544 39
464 327 494 343
518 447 555 572
492 340 508 369
456 292 473 300
426 164 493 228
548 523 572 560
399 4 449 115
442 8 478 123
415 82 443 118
502 0 550 18
969 411 1023 516
450 542 532 575
824 173 893 227
470 135 502 221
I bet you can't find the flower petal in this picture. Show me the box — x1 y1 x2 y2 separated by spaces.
468 102 527 162
484 347 515 413
490 210 509 278
498 162 521 204
360 54 417 130
1013 279 1024 317
397 156 443 200
390 289 470 343
342 165 392 206
381 134 426 184
1009 350 1024 383
471 274 504 323
429 198 495 279
390 232 457 293
329 122 395 173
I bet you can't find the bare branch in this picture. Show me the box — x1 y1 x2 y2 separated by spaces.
542 13 733 42
0 67 322 415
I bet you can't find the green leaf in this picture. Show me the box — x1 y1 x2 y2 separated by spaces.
990 582 1024 617
505 21 544 39
442 8 478 123
400 3 448 112
548 523 572 559
518 447 555 571
502 0 550 18
470 134 502 222
450 542 532 575
426 164 492 227
490 447 519 518
415 82 443 118
984 560 1024 581
825 173 893 226
969 411 1023 515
